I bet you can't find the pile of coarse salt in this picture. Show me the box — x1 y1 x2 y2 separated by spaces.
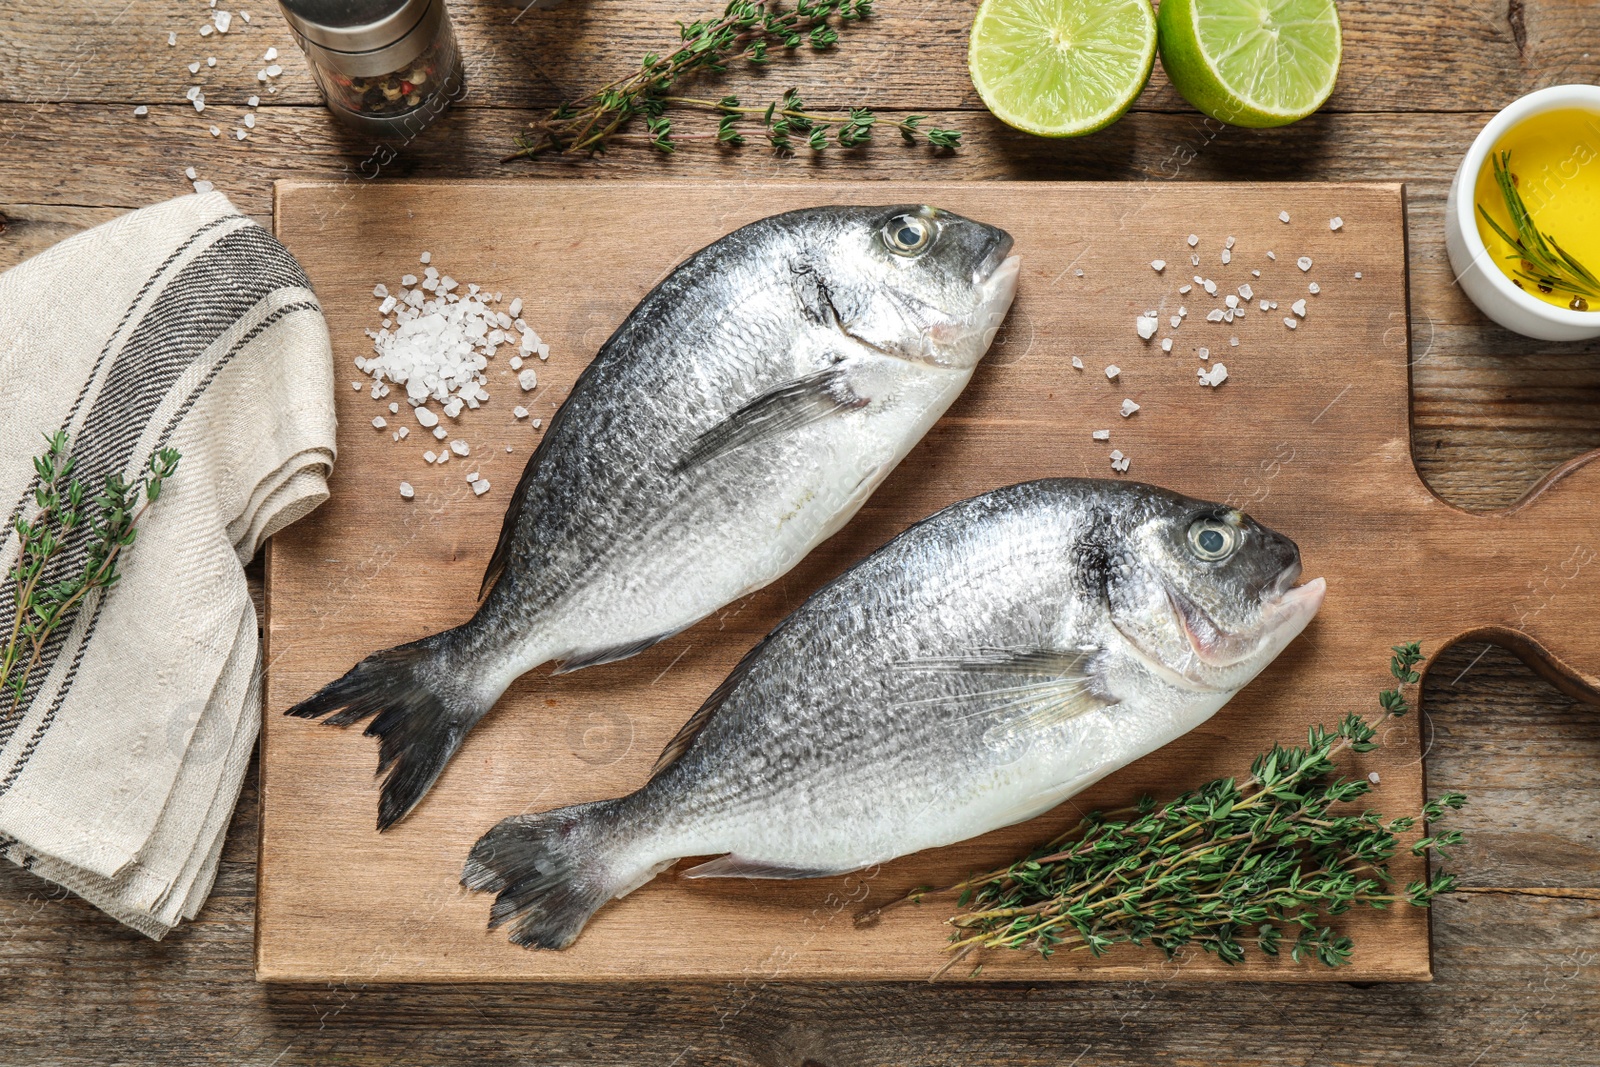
355 252 548 499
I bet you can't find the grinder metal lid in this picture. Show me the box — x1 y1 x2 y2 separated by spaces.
277 0 432 54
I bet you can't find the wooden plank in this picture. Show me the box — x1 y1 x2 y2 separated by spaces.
254 177 1490 983
3 646 1598 1064
2 0 1596 113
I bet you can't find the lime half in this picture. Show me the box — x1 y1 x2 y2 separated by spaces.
1157 0 1342 128
969 0 1158 138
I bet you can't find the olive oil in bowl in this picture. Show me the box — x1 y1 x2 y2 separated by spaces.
1473 107 1600 314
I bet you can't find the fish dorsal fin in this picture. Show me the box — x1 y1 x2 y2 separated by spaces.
673 366 866 475
893 646 1117 741
647 636 773 779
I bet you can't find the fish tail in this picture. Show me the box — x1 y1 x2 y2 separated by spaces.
461 800 653 950
285 634 490 831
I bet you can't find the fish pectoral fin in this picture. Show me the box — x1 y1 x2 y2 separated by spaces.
893 646 1117 738
681 854 866 880
673 366 867 474
555 631 682 674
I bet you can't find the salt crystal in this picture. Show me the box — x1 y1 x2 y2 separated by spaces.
1230 337 1239 347
472 479 490 496
1135 315 1159 341
1071 357 1084 370
241 11 250 22
1368 771 1381 784
1225 236 1236 250
1330 216 1344 231
1297 256 1313 272
1354 272 1363 280
1278 211 1290 223
1110 449 1124 463
1151 260 1165 273
401 274 417 286
1238 283 1254 302
419 251 431 264
1190 254 1200 267
1075 269 1084 278
1121 398 1140 418
1092 430 1110 441
397 426 409 440
1309 282 1321 295
509 297 523 318
263 46 278 61
213 10 231 32
1292 299 1308 318
208 125 219 136
1170 315 1181 329
1206 309 1225 322
168 31 177 45
433 426 448 440
352 381 362 390
1199 364 1228 388
372 416 387 430
519 369 538 391
436 450 450 464
1179 284 1192 295
207 57 217 68
265 64 283 76
187 85 202 101
192 180 214 193
235 129 247 139
1199 347 1210 360
1161 338 1173 353
1266 251 1276 261
1105 365 1120 380
423 451 436 463
513 406 529 419
189 61 201 74
398 481 414 499
388 402 400 414
466 471 479 483
1252 269 1261 278
506 447 513 453
257 70 268 82
1284 317 1299 330
1187 234 1199 247
1220 249 1232 265
450 440 469 457
200 23 214 36
248 95 259 107
133 105 148 116
244 114 256 128
1179 306 1188 318
1225 294 1239 309
414 407 439 428
1203 279 1217 296
194 97 206 113
509 355 523 370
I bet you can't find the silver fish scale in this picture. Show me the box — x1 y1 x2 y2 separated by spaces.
627 482 1109 855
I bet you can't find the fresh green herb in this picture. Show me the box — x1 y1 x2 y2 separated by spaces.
509 1 960 159
931 643 1465 973
1478 150 1600 310
1 433 180 716
664 91 960 154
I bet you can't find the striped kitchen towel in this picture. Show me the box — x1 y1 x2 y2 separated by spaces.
0 192 336 937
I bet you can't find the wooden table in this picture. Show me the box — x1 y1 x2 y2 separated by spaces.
2 1 1598 1063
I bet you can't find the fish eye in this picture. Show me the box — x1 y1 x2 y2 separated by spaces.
882 213 933 256
1186 516 1241 562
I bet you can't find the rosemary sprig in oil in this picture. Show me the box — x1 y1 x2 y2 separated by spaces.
1 432 180 717
926 643 1465 973
1478 150 1600 311
509 0 960 159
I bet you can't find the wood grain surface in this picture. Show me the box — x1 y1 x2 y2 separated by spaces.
2 0 1599 1061
261 178 1476 984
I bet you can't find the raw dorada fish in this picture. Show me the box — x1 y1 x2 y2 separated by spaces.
462 479 1326 949
288 206 1020 829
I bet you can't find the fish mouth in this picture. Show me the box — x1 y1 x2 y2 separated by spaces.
1161 568 1325 673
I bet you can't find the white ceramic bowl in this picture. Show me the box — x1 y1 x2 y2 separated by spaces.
1444 83 1600 342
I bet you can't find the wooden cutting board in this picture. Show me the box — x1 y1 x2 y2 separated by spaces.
260 181 1600 984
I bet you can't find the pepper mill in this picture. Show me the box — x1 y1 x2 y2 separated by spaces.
276 0 465 140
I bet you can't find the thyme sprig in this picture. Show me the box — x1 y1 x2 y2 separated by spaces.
1478 150 1600 311
928 643 1466 973
1 432 180 717
509 0 960 159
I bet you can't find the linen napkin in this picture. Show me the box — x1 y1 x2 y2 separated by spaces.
0 192 336 937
